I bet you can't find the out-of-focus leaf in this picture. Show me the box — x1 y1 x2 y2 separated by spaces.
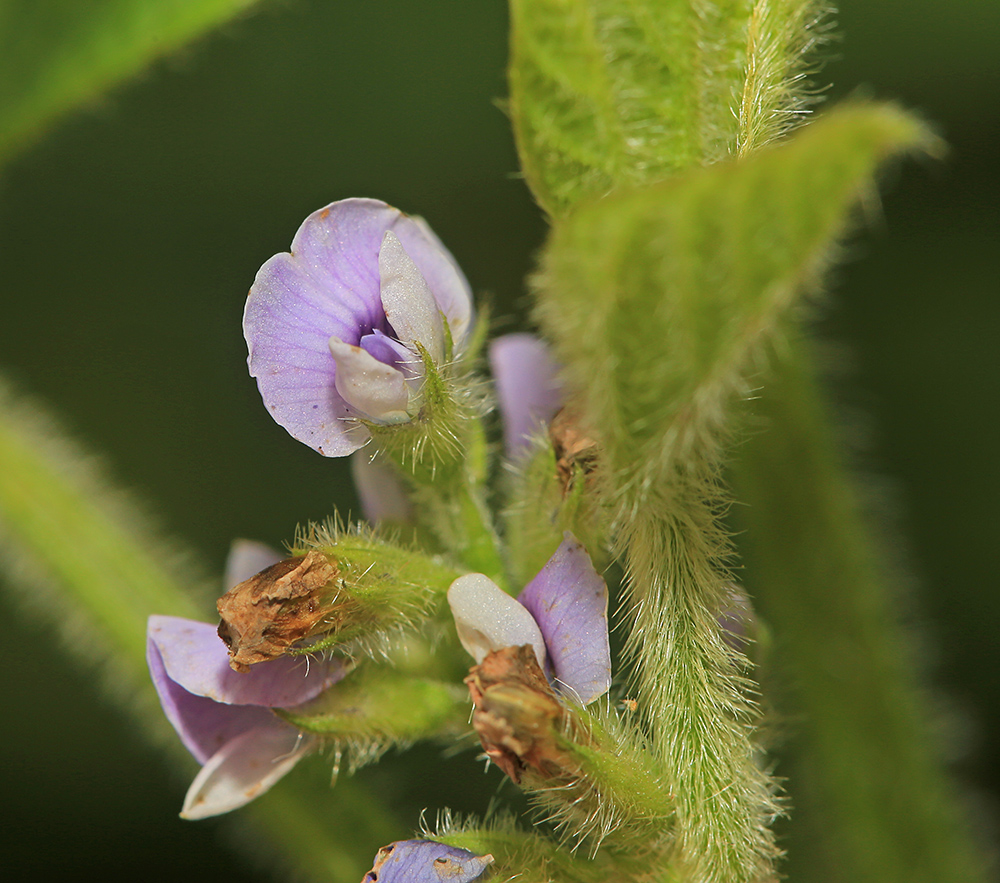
0 0 262 164
535 103 937 504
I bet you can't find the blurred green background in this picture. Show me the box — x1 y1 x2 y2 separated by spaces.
1 1 997 879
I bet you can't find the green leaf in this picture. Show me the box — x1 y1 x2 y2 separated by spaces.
536 103 937 501
508 0 752 217
0 0 262 165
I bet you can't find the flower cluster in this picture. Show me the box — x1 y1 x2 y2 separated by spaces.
147 197 734 877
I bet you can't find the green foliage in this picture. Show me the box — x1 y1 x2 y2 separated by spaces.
281 668 468 756
537 103 936 502
737 0 830 156
529 104 936 882
508 0 755 217
501 436 609 588
0 0 262 165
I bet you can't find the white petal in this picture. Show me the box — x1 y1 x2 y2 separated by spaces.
447 573 547 669
180 722 310 820
379 231 445 363
329 336 411 423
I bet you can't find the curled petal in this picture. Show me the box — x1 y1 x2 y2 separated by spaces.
363 840 494 883
148 616 345 708
379 231 445 362
148 632 274 764
359 329 422 379
350 453 413 524
448 574 547 670
488 334 562 459
328 336 411 423
224 539 282 591
244 198 472 457
517 535 611 704
180 720 311 820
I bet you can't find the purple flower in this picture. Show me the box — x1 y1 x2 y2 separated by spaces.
244 198 474 457
363 840 493 883
148 541 345 818
447 534 611 705
488 333 562 460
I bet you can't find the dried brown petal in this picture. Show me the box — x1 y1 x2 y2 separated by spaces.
548 407 598 495
217 551 343 672
464 645 574 784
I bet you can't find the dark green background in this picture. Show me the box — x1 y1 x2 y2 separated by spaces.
1 1 997 879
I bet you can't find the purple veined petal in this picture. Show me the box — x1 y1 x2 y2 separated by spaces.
447 574 547 670
245 244 378 457
488 334 563 460
328 337 411 423
224 540 283 591
379 231 445 363
517 534 611 705
351 453 414 524
148 616 346 708
180 720 311 820
359 329 423 380
363 840 494 883
148 631 274 764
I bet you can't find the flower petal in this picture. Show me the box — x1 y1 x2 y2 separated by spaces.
359 329 423 379
351 453 413 524
224 540 282 591
517 535 611 705
379 230 445 363
148 631 274 764
488 334 562 459
448 574 547 669
180 720 310 819
363 840 494 883
396 214 474 348
148 616 346 708
328 336 411 423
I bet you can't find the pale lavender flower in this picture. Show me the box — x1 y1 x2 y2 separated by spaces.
244 198 474 456
147 616 345 818
363 840 494 883
447 534 611 705
488 333 562 460
147 540 345 818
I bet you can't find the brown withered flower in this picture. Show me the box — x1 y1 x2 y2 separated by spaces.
464 645 577 784
217 550 344 672
548 407 598 495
